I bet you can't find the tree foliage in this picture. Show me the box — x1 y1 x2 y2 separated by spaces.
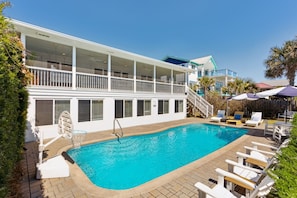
198 76 215 98
265 38 297 86
221 77 257 96
0 1 29 197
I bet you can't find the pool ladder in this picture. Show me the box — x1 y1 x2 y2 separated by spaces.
113 119 123 142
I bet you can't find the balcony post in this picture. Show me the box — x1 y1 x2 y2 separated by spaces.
134 60 136 93
171 69 173 94
72 46 76 90
108 54 111 91
153 65 156 93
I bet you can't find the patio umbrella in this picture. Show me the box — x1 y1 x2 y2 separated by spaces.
256 85 297 98
256 85 297 122
226 93 259 117
231 93 260 101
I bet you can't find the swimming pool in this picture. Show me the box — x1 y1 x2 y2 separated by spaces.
67 123 247 190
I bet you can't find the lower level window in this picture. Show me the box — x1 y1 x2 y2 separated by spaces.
115 100 133 118
36 99 70 126
137 100 151 116
158 100 169 114
55 100 71 124
175 100 183 113
78 99 103 122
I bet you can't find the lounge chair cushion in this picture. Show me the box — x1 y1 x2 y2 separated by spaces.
217 113 224 118
251 151 268 163
234 114 241 120
233 166 260 182
246 112 263 126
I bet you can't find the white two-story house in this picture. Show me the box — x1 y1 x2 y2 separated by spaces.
11 19 196 142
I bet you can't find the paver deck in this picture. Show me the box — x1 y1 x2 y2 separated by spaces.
20 118 275 197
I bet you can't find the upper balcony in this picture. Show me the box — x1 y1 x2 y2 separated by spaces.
21 30 189 95
198 69 237 78
209 69 237 78
28 62 186 95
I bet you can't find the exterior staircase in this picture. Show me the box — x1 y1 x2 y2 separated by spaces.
187 87 213 118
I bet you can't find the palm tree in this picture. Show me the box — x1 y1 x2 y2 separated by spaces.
242 78 257 93
198 76 215 98
228 78 244 95
226 78 257 96
265 38 297 86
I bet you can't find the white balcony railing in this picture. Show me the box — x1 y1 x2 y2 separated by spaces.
156 82 171 93
28 67 186 94
29 66 72 88
111 77 134 91
76 73 108 90
136 80 154 92
173 84 186 94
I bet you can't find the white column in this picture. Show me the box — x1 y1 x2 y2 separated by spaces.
153 65 156 93
171 69 173 94
72 46 76 90
134 60 136 93
108 54 111 91
185 72 188 95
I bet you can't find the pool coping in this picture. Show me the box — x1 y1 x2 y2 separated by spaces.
58 120 254 197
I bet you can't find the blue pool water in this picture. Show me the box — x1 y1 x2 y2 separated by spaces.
67 123 247 190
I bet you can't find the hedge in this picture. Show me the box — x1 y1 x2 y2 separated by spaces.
0 2 29 197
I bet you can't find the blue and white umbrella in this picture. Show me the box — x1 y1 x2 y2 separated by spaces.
230 93 260 101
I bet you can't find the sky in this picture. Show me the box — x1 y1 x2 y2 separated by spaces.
4 0 297 82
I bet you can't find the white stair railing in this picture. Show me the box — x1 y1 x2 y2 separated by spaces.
187 87 213 118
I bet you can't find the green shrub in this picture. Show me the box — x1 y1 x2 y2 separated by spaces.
0 2 29 197
269 114 297 197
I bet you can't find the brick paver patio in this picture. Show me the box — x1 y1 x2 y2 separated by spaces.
20 118 275 198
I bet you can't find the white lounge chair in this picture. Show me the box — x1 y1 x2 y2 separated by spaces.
225 159 264 183
245 112 263 127
216 168 274 198
210 110 225 122
195 182 238 198
194 168 274 198
236 149 275 169
236 139 289 169
273 125 291 144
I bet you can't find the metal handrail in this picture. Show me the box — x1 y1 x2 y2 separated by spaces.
113 119 123 141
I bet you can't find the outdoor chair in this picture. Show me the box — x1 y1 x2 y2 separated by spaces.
225 159 264 183
277 110 296 121
264 120 275 136
236 139 289 169
226 111 244 125
210 110 226 122
245 112 263 127
194 168 274 198
273 125 291 144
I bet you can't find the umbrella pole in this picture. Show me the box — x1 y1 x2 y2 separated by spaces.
285 99 288 123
